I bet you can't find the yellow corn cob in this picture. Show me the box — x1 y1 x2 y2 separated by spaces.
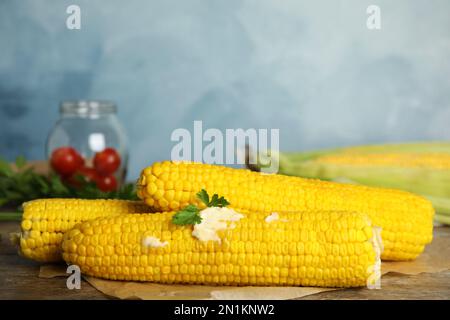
137 161 434 261
62 210 382 288
18 199 153 262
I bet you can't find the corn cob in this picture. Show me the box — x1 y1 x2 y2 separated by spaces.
18 199 153 262
137 161 434 261
62 210 382 288
250 142 450 225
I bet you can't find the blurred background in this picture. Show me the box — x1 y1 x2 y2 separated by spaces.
1 0 450 180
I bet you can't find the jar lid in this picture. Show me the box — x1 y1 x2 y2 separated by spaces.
60 100 117 116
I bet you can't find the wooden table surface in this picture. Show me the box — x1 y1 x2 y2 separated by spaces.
1 221 449 300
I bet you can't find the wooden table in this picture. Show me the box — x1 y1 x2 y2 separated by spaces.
1 221 449 300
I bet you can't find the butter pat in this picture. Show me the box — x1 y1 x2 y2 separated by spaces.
142 236 168 248
366 226 383 289
265 212 288 223
265 212 279 223
192 207 244 243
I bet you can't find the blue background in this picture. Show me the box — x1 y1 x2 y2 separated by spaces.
1 0 450 179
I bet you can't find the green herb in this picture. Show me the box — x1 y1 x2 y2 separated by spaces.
15 155 27 169
196 189 230 207
0 156 138 210
0 212 23 221
209 194 230 207
172 189 230 226
196 189 209 206
171 204 202 225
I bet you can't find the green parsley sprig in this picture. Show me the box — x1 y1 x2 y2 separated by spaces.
172 189 230 226
0 156 138 209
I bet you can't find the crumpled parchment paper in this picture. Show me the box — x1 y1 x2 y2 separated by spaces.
39 228 450 300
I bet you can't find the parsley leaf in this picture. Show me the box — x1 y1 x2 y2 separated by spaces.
172 189 231 226
172 205 202 225
196 189 209 206
216 196 230 207
0 159 13 177
209 194 218 206
196 189 230 208
15 156 27 169
208 193 230 207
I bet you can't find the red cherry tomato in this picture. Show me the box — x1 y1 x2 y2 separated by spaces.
61 175 81 188
77 166 99 182
50 147 84 176
64 167 98 188
96 175 118 192
93 148 121 175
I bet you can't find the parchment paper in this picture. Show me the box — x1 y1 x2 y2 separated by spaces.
39 229 450 300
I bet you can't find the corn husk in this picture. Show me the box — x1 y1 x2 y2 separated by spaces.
248 142 450 225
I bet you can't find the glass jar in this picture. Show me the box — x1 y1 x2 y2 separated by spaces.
46 101 128 189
